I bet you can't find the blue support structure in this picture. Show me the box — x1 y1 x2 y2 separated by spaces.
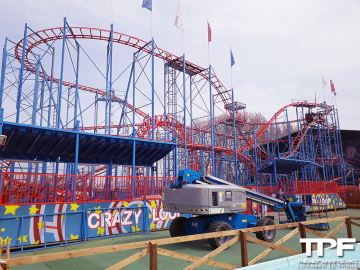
31 60 40 125
189 76 193 145
0 39 5 190
131 53 137 197
16 24 28 123
182 55 187 167
151 39 155 140
0 108 3 191
47 47 55 127
231 89 239 185
39 80 45 126
73 120 80 201
74 44 80 128
209 66 215 175
0 38 7 110
117 62 134 136
56 18 67 128
105 24 114 135
94 91 98 133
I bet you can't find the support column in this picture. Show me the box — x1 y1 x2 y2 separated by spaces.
105 24 114 135
209 66 215 175
39 80 45 126
0 38 7 110
47 47 55 127
94 91 98 133
74 44 80 128
73 120 80 201
31 60 40 125
189 76 193 144
182 55 187 167
131 53 137 198
41 77 46 178
0 40 6 191
28 59 40 176
0 108 3 192
16 24 28 123
231 89 238 185
151 39 155 140
56 17 67 128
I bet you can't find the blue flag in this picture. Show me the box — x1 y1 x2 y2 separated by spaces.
142 0 152 11
230 48 235 66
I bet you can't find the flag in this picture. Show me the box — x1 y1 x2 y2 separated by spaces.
230 48 235 66
330 79 336 95
174 3 183 29
207 21 212 42
321 76 327 87
142 0 152 11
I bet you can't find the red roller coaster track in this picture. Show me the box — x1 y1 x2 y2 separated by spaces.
15 26 231 119
13 26 331 178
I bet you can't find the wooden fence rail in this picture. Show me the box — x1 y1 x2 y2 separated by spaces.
1 216 358 270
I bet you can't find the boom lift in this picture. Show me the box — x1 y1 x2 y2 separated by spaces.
163 169 306 249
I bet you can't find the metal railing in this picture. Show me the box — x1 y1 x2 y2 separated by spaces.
0 172 175 204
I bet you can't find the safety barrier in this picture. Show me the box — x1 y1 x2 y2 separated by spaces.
0 172 175 204
338 185 360 205
1 171 348 205
249 180 339 195
0 216 358 270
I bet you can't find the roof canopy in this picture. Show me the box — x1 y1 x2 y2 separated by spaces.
0 122 175 166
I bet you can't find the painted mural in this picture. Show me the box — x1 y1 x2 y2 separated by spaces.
286 193 346 211
0 193 345 249
0 198 180 248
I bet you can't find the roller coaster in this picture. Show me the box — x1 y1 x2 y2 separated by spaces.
0 18 357 251
0 18 354 206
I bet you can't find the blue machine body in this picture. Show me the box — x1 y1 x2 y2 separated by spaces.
167 169 306 235
170 169 202 188
183 213 258 235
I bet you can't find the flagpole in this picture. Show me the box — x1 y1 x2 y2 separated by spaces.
142 0 153 38
182 28 184 54
332 91 338 113
174 3 184 54
151 11 153 39
208 41 210 67
207 20 210 66
27 0 31 23
328 80 335 105
230 47 233 89
321 76 326 103
110 0 113 24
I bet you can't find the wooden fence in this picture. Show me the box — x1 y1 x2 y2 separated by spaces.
1 216 359 270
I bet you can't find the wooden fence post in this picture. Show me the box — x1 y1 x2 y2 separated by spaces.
239 230 248 267
345 218 353 238
149 242 157 270
298 223 306 253
0 237 4 270
3 240 10 270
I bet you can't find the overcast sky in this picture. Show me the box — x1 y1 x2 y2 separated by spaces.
0 0 359 129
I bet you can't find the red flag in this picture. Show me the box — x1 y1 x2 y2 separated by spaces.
207 21 212 42
330 80 335 93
